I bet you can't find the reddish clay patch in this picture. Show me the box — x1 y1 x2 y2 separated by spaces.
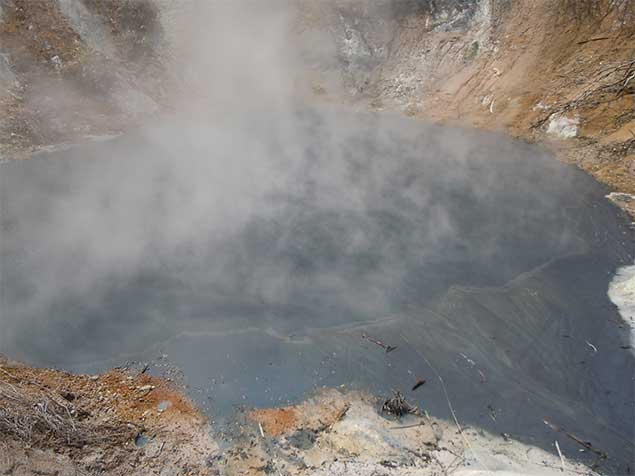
249 407 299 436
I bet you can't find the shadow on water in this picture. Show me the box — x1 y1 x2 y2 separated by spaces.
1 109 633 473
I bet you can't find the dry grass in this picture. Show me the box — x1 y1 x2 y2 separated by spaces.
532 58 635 130
0 360 218 475
0 368 135 449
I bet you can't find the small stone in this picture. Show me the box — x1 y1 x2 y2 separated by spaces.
50 55 62 70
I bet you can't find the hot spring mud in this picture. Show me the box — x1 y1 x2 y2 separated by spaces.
1 109 633 473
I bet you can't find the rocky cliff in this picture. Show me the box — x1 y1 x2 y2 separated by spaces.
298 0 635 211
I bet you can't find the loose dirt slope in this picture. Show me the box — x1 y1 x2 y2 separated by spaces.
299 0 635 213
0 0 165 157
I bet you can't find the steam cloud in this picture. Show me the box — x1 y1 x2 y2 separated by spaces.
1 1 581 365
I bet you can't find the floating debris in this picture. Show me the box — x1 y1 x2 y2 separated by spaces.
381 391 419 418
411 379 426 391
544 419 608 460
362 333 398 353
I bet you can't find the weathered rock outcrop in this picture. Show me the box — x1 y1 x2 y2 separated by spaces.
297 0 635 206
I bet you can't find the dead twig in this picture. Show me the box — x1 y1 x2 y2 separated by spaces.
555 440 566 472
334 403 349 422
326 403 350 432
361 333 397 353
577 37 611 45
154 441 165 458
389 421 425 430
544 419 608 459
400 332 491 473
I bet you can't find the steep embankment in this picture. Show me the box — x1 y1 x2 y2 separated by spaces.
298 0 635 213
0 0 166 156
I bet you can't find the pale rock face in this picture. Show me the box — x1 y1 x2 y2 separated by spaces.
608 264 635 351
546 114 580 139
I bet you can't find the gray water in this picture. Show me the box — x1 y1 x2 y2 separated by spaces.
1 109 633 473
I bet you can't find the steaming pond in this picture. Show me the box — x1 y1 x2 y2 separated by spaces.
1 109 633 473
